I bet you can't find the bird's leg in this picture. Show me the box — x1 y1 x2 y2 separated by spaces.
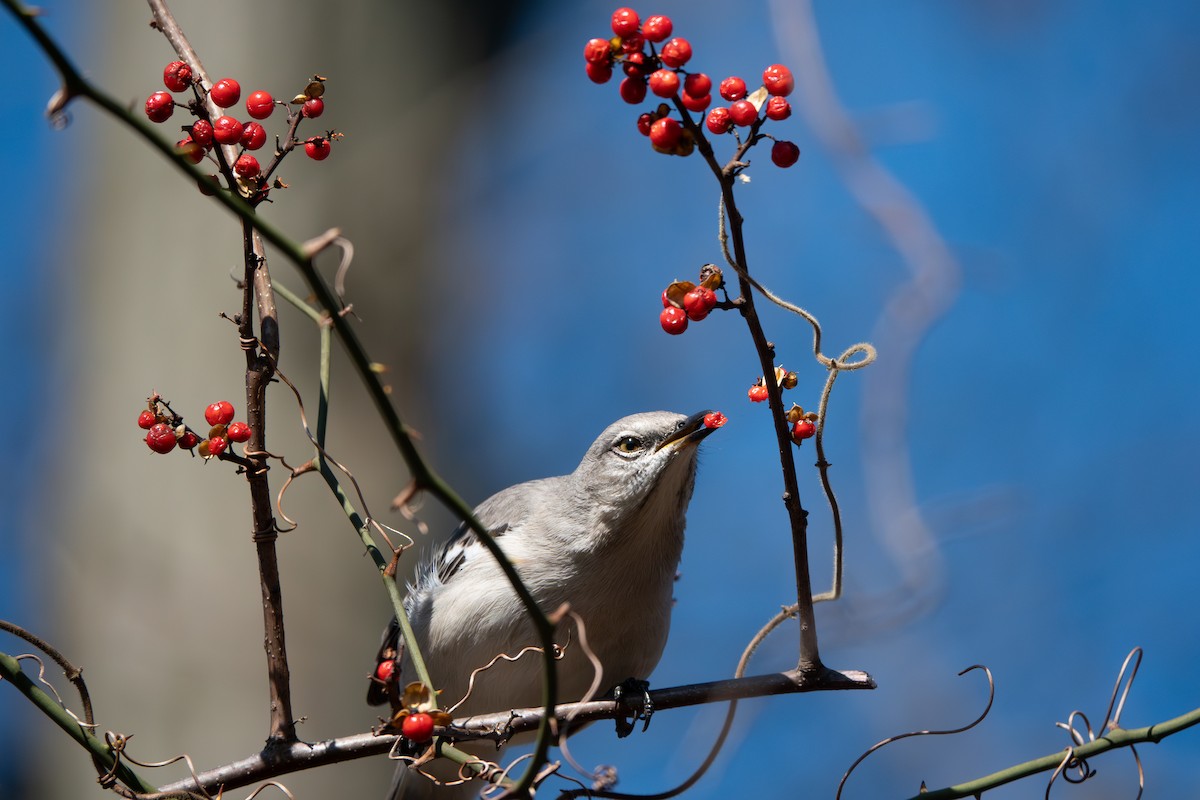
610 678 653 738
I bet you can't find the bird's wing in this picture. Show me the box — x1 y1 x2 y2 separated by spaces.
425 478 547 585
366 615 403 706
367 479 545 706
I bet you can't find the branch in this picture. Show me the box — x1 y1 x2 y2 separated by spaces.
154 669 874 796
909 707 1200 800
0 649 157 795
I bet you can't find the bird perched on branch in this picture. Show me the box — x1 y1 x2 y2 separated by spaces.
369 410 722 799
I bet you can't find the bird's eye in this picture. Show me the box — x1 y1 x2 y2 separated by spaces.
613 435 643 456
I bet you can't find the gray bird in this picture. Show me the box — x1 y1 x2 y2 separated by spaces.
369 410 720 799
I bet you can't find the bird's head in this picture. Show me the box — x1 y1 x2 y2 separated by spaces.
571 410 721 548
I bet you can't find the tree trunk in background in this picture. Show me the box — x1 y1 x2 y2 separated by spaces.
34 2 523 796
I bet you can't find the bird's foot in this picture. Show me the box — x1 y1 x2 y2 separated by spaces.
611 678 653 738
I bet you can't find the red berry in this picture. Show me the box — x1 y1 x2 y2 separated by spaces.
642 14 673 42
620 34 645 54
145 423 177 454
374 659 396 683
683 73 711 98
302 97 325 118
765 95 792 121
137 410 157 430
176 136 205 164
144 91 175 123
205 400 236 426
209 78 241 108
163 60 193 92
245 90 274 120
649 117 681 149
682 286 717 321
791 419 816 442
190 119 214 148
748 384 769 403
205 436 229 457
584 37 612 64
771 140 801 168
648 69 679 98
611 7 640 38
637 113 654 136
240 122 267 150
622 51 648 78
705 107 732 134
227 421 253 443
718 76 747 101
234 154 260 178
661 288 674 308
703 411 728 429
762 64 795 97
212 115 244 145
585 61 614 84
729 99 758 127
402 711 435 743
178 430 200 450
681 91 710 112
305 137 331 161
660 306 688 335
659 37 692 68
619 77 647 104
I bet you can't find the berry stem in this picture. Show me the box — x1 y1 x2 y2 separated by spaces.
673 94 823 673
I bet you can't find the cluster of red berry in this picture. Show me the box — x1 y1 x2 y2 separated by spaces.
660 264 724 335
584 8 800 166
137 397 252 458
746 370 817 443
144 62 335 199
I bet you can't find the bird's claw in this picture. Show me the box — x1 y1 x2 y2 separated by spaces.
612 678 653 738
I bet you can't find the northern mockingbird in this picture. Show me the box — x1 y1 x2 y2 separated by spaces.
369 410 721 798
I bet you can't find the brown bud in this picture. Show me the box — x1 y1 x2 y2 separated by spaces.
786 404 806 424
781 371 798 390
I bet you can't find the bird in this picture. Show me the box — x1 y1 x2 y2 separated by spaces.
368 409 721 799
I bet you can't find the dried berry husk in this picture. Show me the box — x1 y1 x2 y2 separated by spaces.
665 280 696 308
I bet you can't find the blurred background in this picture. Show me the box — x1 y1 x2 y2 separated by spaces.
3 0 1198 798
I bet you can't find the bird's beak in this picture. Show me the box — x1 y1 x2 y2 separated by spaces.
656 410 720 452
